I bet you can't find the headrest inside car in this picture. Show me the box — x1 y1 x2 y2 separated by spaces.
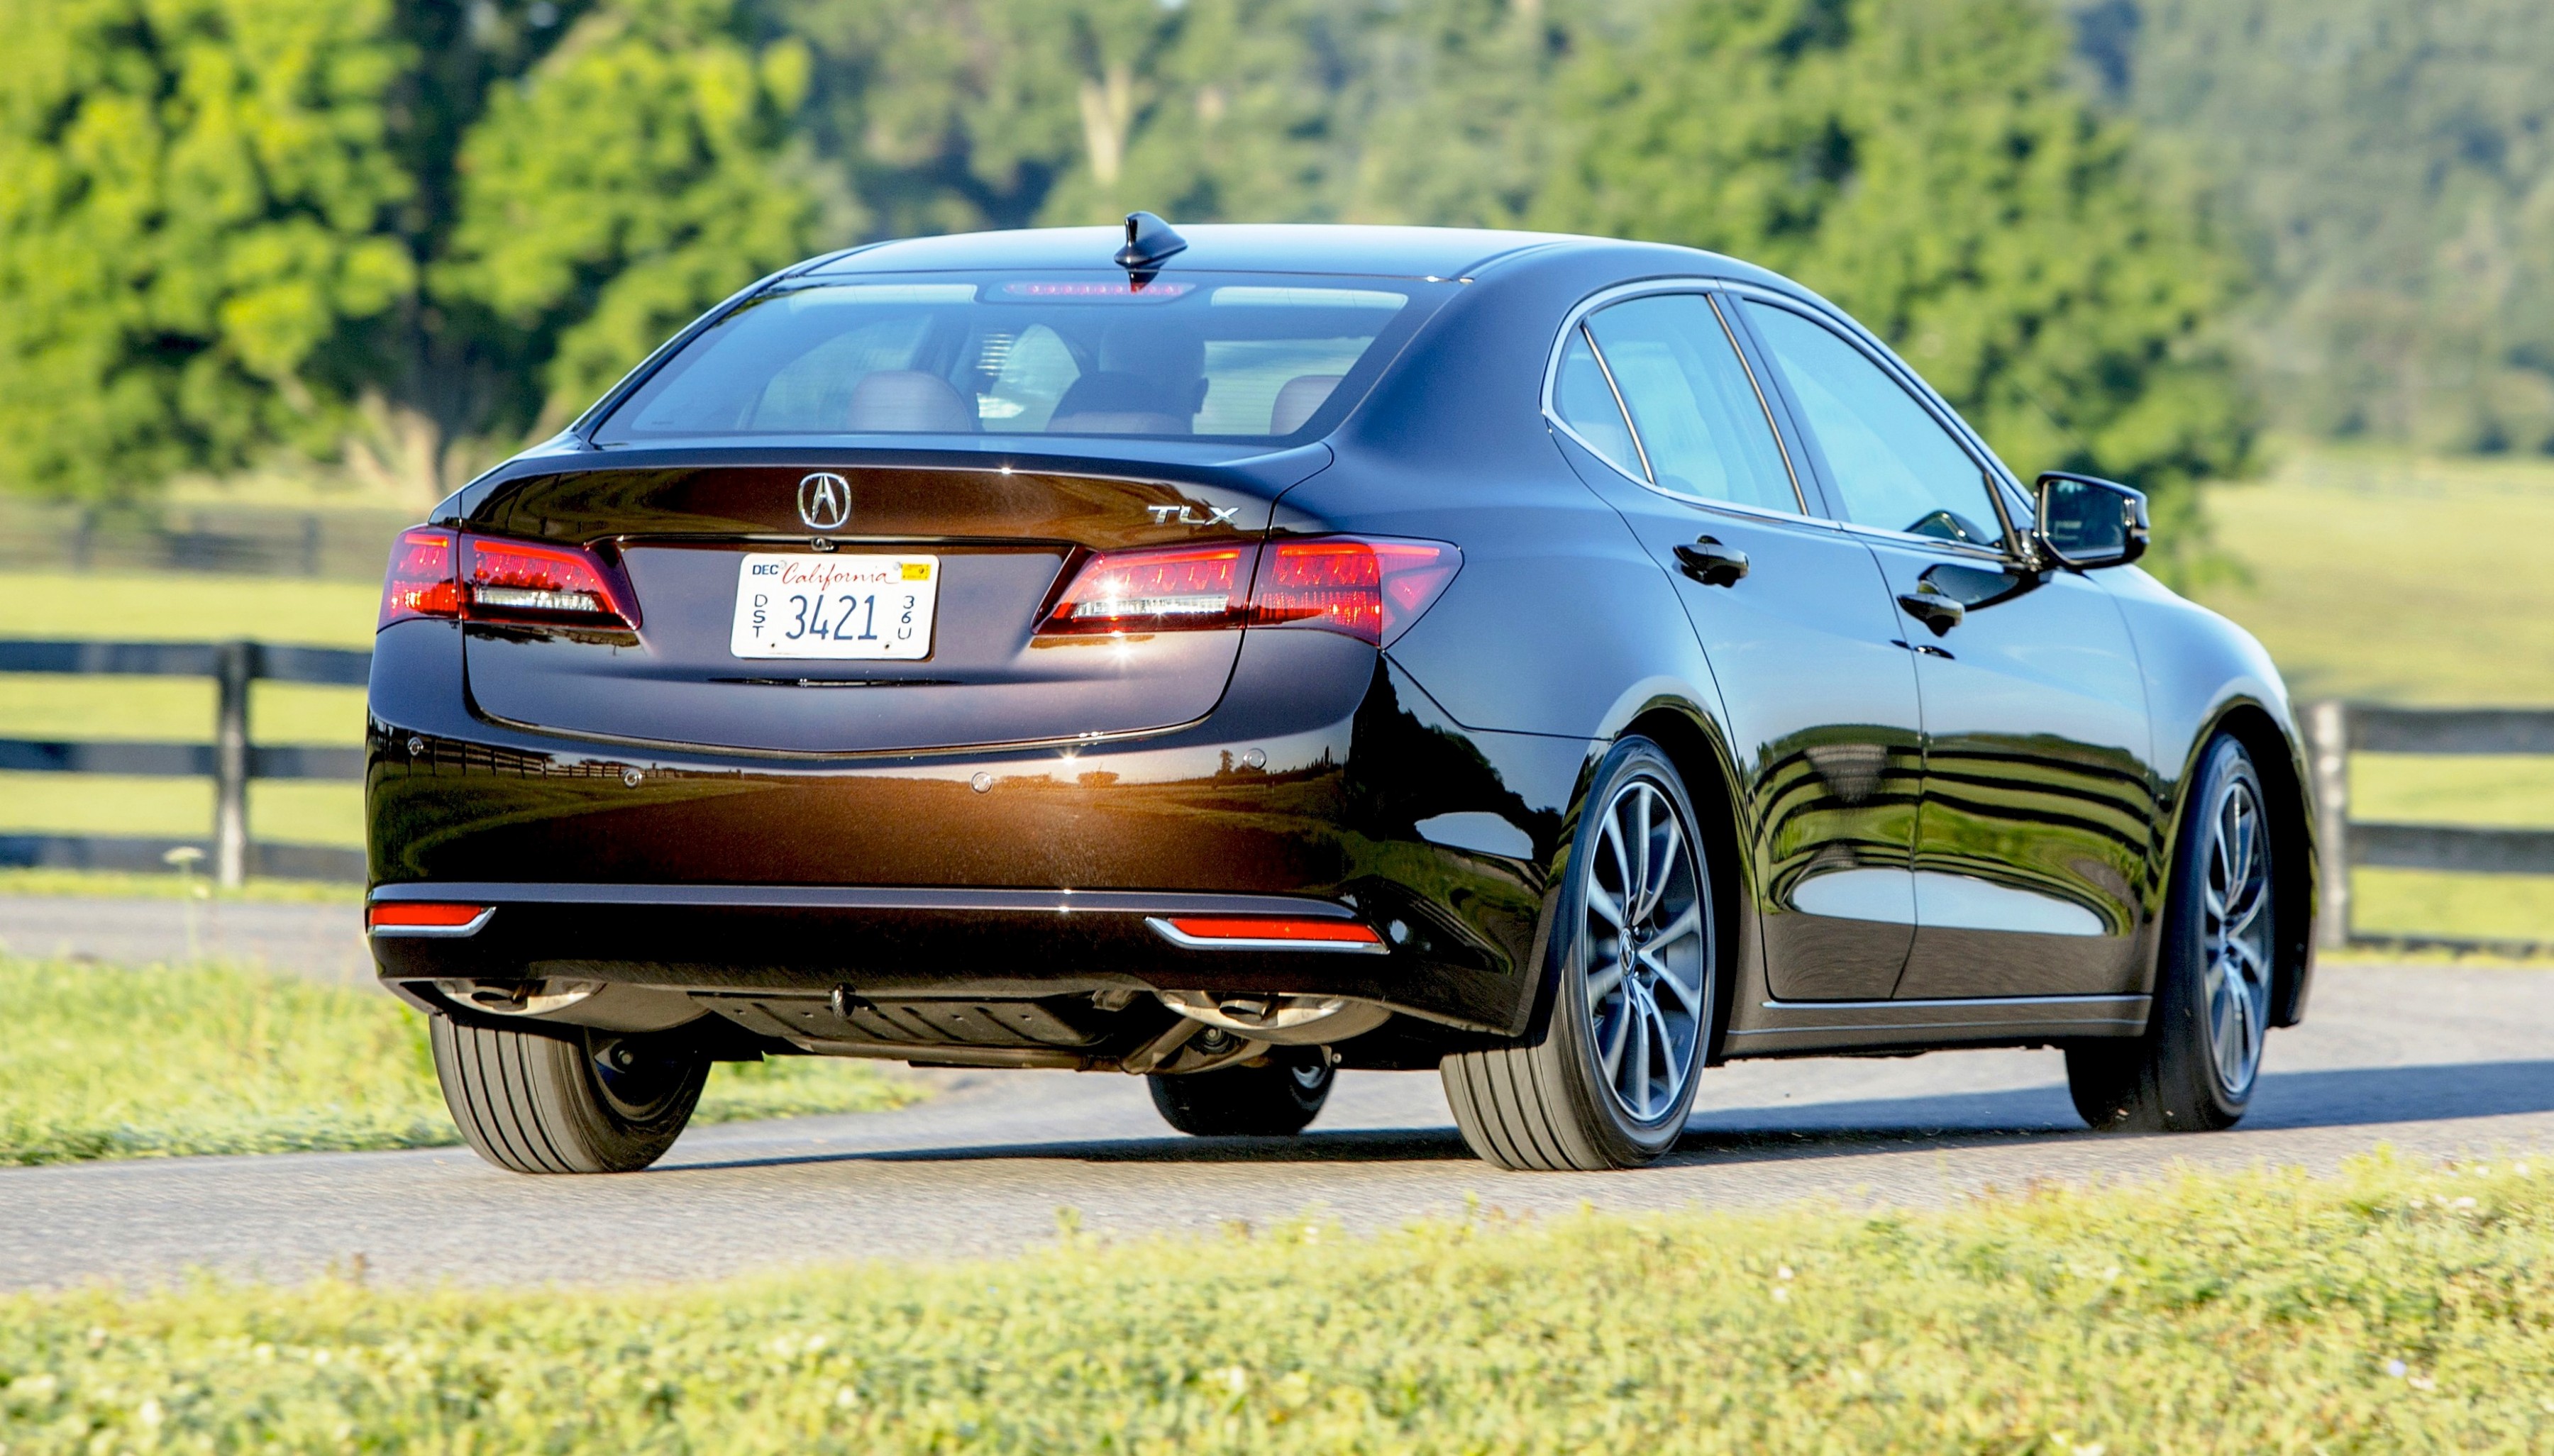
845 371 978 433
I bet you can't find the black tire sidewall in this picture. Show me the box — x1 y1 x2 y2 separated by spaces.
2156 735 2268 1123
1539 735 1713 1164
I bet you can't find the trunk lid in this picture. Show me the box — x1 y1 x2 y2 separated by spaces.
454 454 1317 755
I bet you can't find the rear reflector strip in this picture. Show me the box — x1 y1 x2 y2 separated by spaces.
1145 916 1388 954
367 902 495 937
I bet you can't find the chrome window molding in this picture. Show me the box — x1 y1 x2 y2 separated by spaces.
1539 277 1823 525
1721 286 2035 563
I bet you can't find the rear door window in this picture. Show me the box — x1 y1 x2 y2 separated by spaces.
1574 294 1801 515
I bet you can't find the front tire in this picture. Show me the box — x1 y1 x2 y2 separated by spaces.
1441 737 1716 1170
1147 1048 1334 1135
2068 733 2277 1132
429 1016 709 1173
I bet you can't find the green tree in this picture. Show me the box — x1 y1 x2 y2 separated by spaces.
1539 0 2255 548
0 0 414 501
0 0 825 504
438 0 831 434
2087 0 2554 453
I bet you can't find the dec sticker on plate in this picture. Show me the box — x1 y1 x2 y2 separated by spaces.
730 554 939 660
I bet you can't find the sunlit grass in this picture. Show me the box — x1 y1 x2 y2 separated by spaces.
2191 444 2554 705
1 1155 2549 1450
0 956 924 1165
0 570 377 647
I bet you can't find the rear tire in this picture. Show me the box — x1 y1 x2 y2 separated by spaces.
429 1016 709 1174
2068 734 2276 1132
1440 736 1716 1171
1147 1048 1333 1135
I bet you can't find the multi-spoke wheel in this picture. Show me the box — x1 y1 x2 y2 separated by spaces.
2067 734 2279 1131
1442 736 1717 1170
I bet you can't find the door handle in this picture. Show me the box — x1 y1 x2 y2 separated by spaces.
1674 536 1749 587
1896 591 1965 635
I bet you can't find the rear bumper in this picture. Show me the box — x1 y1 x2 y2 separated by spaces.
371 881 1465 1011
366 622 1591 1036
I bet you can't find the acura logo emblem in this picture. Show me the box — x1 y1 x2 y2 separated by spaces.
797 472 851 531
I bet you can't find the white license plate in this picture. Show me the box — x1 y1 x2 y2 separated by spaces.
729 554 939 660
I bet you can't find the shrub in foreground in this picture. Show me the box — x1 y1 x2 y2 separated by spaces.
3 1155 2550 1450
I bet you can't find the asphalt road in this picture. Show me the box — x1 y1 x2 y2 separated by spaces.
5 957 2550 1291
0 894 372 984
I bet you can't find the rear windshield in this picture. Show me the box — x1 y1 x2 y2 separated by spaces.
591 272 1438 446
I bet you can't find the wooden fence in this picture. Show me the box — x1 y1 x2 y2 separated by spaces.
2303 701 2554 955
3 649 2548 926
0 639 371 886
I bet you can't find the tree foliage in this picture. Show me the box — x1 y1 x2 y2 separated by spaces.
1539 0 2252 523
0 0 413 499
1 0 2268 511
2087 0 2554 454
0 0 821 504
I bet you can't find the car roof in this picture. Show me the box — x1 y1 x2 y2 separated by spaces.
808 223 1652 281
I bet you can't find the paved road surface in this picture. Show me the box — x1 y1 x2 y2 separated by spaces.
0 894 370 984
5 960 2548 1291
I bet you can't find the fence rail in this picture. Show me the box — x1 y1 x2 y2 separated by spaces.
0 637 372 887
0 500 413 582
2304 701 2554 955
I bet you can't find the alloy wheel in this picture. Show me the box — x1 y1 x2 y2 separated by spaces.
2200 773 2274 1096
1581 777 1710 1122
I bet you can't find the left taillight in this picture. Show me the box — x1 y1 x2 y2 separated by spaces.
1035 535 1459 647
377 528 638 632
380 528 460 628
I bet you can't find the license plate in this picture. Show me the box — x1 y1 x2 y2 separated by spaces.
729 554 939 660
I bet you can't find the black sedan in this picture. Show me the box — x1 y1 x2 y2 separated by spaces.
367 216 2317 1174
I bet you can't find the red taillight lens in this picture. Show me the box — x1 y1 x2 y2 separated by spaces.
380 528 460 628
462 537 638 629
1034 536 1459 647
1037 543 1250 635
378 529 637 631
1254 537 1460 646
367 901 491 930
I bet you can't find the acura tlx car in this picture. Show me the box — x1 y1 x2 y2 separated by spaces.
367 215 2318 1174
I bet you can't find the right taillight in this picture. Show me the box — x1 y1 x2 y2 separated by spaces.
1035 535 1459 647
377 528 638 632
1036 543 1253 635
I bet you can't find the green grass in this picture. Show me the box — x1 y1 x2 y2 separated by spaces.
0 570 374 855
0 571 378 648
2191 443 2554 706
0 955 924 1165
0 1156 2548 1450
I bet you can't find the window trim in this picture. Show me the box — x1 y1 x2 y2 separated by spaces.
1540 279 1819 524
1721 288 2029 564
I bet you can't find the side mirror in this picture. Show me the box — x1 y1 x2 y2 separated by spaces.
2033 472 2150 569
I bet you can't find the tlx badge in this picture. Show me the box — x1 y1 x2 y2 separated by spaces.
1146 504 1241 527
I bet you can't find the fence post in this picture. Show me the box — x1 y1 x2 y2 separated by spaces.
2304 699 2351 950
212 640 255 889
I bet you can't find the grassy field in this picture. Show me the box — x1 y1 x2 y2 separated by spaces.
0 956 923 1165
2 448 2550 941
0 1155 2546 1450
